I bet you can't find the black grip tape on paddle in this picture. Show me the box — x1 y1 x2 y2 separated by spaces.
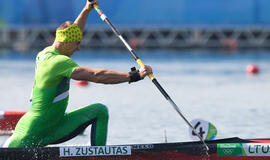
129 67 141 83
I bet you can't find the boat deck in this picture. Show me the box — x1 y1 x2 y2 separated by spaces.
1 137 270 160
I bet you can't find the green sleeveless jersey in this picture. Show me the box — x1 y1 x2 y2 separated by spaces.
14 46 78 137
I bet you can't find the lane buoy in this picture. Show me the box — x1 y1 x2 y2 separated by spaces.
75 80 89 87
246 64 259 75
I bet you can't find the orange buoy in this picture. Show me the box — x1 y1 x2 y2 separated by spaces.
246 64 259 75
75 80 89 87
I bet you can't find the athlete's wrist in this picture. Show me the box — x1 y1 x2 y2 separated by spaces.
84 6 93 12
128 67 142 83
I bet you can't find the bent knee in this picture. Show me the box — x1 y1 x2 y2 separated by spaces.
94 103 109 118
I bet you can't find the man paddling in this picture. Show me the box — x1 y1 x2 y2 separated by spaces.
6 0 152 148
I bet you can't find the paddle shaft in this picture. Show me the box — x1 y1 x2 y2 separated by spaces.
89 2 209 151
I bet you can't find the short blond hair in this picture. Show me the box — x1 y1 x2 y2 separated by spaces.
57 21 74 30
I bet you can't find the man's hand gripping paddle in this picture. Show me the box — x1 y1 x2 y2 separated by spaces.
88 0 210 153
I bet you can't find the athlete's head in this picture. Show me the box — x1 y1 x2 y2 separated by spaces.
53 21 82 56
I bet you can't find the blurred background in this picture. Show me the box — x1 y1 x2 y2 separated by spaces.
1 0 270 50
0 0 270 145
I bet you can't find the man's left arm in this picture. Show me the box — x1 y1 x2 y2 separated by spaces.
70 65 153 84
74 0 99 31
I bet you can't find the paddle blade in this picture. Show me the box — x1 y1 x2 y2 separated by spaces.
189 119 217 141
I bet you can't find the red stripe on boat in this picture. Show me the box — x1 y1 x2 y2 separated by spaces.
250 139 270 143
0 111 26 131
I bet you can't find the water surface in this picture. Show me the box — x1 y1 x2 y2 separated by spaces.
0 49 269 146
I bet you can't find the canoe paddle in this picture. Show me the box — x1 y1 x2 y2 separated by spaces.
88 0 209 152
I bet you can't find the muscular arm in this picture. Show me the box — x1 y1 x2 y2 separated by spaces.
74 0 98 31
71 66 130 84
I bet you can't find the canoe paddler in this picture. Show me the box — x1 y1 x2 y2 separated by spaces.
5 0 152 148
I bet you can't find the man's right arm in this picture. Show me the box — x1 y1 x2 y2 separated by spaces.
74 0 98 31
